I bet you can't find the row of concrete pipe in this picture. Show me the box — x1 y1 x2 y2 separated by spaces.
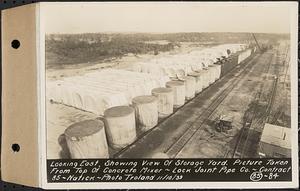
64 64 221 159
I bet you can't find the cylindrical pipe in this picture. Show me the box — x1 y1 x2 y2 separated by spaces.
208 65 216 82
197 70 210 89
64 120 109 159
207 66 216 84
214 64 222 79
188 72 203 93
152 87 173 117
166 81 185 107
132 95 158 132
104 106 136 149
181 76 196 100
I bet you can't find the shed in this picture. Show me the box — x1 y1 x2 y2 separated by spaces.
258 123 291 158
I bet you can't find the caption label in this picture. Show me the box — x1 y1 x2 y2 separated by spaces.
47 158 292 182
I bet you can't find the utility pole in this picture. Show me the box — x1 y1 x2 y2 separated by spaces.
252 33 262 52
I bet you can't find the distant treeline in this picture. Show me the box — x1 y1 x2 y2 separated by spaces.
46 32 289 67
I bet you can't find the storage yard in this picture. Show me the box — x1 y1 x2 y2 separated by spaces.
46 39 291 159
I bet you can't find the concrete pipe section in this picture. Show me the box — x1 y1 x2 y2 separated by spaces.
132 95 158 132
166 80 186 107
180 76 196 100
188 72 204 94
152 87 174 118
196 70 210 89
64 119 109 159
104 106 137 149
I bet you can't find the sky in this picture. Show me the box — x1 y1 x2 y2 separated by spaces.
41 2 297 34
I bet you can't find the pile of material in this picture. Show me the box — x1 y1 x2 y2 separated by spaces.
127 44 248 80
48 44 251 118
47 69 170 115
50 43 254 159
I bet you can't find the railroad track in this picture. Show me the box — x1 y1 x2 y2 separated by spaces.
163 53 263 158
231 48 281 158
113 52 261 158
269 45 290 125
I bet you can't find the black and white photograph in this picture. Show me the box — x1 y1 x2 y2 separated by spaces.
1 1 298 189
45 2 294 160
35 1 298 189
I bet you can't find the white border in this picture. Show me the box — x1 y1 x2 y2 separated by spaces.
38 2 299 189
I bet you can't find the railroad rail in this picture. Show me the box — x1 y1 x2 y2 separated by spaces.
270 45 290 125
114 52 260 158
164 53 262 158
231 47 285 158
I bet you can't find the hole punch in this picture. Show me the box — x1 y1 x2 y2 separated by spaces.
11 144 20 152
11 40 20 49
